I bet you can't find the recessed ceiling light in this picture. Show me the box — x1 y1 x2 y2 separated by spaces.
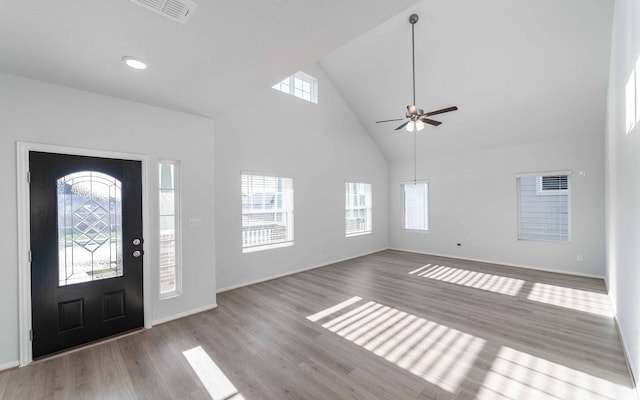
122 56 147 70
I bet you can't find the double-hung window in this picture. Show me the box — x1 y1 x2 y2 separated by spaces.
242 174 294 252
517 172 570 242
159 160 181 298
345 182 372 236
402 182 429 231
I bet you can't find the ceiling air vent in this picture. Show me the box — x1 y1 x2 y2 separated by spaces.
130 0 197 24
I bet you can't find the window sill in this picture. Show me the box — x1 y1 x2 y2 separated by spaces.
159 290 182 300
243 241 294 253
402 228 430 233
346 231 372 238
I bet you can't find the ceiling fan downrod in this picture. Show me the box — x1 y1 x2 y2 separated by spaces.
410 13 418 107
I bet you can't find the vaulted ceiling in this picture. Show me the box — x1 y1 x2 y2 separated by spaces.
0 0 613 162
319 0 614 161
0 0 420 117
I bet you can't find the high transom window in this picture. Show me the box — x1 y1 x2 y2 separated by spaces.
272 71 318 103
345 182 372 236
242 174 294 252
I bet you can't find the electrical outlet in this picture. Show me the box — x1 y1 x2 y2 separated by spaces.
188 218 202 227
576 254 583 262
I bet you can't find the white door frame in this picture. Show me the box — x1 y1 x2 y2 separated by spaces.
16 141 152 366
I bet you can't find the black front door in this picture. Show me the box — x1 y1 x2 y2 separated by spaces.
29 151 144 359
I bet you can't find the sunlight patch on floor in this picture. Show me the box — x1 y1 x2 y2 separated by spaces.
306 296 362 322
183 346 245 400
409 264 432 275
476 346 633 400
309 298 486 393
527 283 613 317
414 265 525 296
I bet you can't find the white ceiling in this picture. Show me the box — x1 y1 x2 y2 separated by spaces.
0 0 613 162
0 0 419 118
320 0 614 161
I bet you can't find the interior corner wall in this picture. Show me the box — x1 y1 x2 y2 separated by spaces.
0 72 216 367
214 63 389 291
389 132 606 277
605 0 640 383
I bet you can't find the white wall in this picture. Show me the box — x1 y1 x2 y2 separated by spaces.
215 63 388 291
605 0 640 383
390 132 606 277
0 73 216 367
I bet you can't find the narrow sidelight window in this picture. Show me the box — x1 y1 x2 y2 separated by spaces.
159 160 181 298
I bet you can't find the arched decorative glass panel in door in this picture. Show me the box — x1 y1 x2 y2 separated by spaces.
57 171 123 286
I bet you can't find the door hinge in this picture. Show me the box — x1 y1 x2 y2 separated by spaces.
29 329 33 341
28 250 32 263
27 171 31 183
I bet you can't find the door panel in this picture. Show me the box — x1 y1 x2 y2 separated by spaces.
30 152 144 359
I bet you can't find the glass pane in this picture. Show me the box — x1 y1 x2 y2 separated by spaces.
57 171 123 286
160 215 175 232
159 164 174 190
159 239 176 293
241 174 294 248
404 183 428 230
519 176 569 241
159 189 175 216
345 182 372 235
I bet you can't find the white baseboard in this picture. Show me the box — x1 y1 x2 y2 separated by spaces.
613 315 640 400
0 360 19 372
151 303 218 326
389 248 605 280
216 247 389 294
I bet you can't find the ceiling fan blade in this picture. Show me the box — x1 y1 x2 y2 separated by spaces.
425 106 458 117
419 117 442 126
376 118 405 124
395 120 411 130
407 105 417 115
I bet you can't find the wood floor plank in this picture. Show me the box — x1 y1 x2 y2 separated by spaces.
0 250 635 399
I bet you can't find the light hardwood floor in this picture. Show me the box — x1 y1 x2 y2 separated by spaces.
0 250 635 399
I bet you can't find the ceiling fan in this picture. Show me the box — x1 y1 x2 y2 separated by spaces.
376 14 458 132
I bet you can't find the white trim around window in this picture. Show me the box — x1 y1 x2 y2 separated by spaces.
345 181 372 237
158 159 182 299
516 170 572 242
241 173 294 253
401 180 430 232
272 71 319 104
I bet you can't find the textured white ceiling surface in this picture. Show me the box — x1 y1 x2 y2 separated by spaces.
0 0 613 161
0 0 419 118
320 0 614 160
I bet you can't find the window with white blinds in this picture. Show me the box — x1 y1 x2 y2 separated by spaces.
518 173 570 242
402 182 429 231
345 182 372 236
242 174 294 252
159 160 181 298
